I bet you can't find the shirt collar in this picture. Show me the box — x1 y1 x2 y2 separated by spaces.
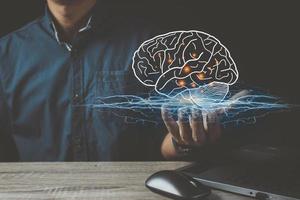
41 2 110 51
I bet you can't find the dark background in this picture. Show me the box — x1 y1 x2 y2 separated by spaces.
0 0 299 146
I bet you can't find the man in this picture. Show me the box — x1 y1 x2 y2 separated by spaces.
0 0 226 161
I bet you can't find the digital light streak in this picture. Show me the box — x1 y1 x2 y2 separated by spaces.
90 90 291 126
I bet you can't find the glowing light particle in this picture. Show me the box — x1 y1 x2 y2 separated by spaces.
183 65 191 74
197 72 205 80
177 80 185 87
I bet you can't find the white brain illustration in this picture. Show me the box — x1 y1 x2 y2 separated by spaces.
132 30 239 104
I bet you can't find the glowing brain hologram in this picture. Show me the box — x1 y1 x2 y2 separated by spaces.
92 30 290 125
132 30 239 106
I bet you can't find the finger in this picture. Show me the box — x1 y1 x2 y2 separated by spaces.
207 111 222 143
161 105 181 143
190 108 206 145
229 89 250 100
216 90 250 115
202 111 208 132
226 89 250 112
178 107 193 144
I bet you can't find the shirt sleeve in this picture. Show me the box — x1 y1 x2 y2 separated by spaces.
0 78 19 161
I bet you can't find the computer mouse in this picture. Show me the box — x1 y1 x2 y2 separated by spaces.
145 170 211 200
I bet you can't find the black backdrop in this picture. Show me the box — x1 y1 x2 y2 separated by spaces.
0 0 299 146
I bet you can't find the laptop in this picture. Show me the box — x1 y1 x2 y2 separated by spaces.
177 144 300 200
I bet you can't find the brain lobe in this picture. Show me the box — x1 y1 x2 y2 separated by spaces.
132 30 239 98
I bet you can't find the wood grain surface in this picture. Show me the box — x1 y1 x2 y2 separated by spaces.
0 162 252 200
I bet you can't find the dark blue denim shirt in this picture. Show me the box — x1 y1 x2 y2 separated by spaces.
0 6 166 161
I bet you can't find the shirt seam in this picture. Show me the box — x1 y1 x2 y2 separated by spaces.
0 16 44 42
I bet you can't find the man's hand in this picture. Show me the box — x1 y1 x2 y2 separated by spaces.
160 90 249 160
162 107 221 146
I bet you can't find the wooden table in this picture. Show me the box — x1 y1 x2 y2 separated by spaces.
0 162 252 200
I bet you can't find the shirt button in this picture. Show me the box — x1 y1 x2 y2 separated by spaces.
73 94 80 102
74 137 81 146
76 143 81 149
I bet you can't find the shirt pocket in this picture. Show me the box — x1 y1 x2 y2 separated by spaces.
95 70 127 98
93 69 130 124
93 69 151 124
